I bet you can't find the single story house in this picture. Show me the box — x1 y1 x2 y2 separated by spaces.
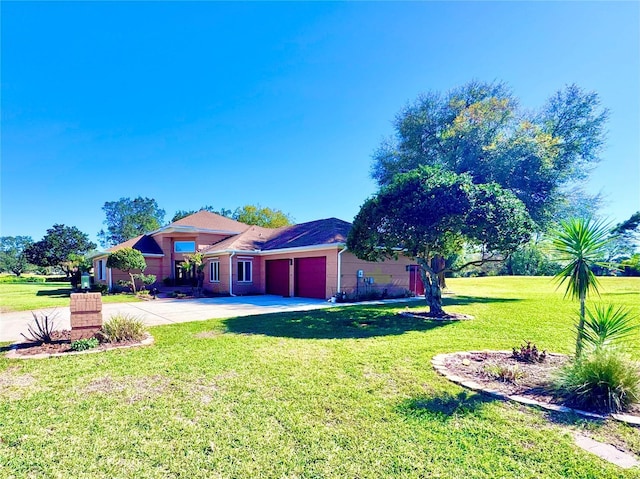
92 211 425 299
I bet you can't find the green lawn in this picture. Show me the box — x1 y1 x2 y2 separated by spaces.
0 282 142 312
1 277 639 478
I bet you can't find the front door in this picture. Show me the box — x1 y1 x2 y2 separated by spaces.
408 265 425 296
175 260 196 286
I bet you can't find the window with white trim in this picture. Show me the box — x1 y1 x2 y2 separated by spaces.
210 260 220 283
237 260 252 283
97 259 106 281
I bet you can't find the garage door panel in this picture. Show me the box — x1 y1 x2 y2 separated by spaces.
294 257 326 299
266 259 290 296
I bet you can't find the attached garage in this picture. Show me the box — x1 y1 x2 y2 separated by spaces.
294 257 327 299
265 259 290 297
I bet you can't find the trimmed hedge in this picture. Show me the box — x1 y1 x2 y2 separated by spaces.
0 276 46 283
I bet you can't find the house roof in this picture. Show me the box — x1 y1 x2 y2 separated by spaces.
97 214 352 258
168 210 249 233
107 235 163 255
203 225 280 253
204 218 351 254
262 218 351 250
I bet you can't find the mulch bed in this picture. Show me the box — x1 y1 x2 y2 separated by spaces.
400 311 474 321
7 330 152 358
441 351 640 416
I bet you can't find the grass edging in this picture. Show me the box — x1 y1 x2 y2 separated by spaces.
432 351 640 427
5 334 154 360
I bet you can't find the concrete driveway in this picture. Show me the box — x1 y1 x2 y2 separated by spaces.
0 295 335 343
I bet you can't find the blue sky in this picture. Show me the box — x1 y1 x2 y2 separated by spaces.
2 2 639 246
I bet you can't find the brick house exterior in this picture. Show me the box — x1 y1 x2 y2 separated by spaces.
92 211 423 299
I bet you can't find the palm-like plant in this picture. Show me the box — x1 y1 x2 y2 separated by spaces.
552 217 612 357
583 304 638 351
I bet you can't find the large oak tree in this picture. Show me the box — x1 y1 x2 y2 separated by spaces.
349 81 608 311
347 166 533 316
98 197 165 247
0 236 34 276
371 81 608 228
26 225 96 277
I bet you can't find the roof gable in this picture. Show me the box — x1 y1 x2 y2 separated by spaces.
107 235 163 255
169 210 249 232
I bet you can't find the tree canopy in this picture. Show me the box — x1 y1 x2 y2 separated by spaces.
26 225 96 276
370 81 608 229
233 204 293 228
612 211 640 244
347 166 533 315
171 206 233 223
171 204 293 228
0 236 34 276
98 197 165 247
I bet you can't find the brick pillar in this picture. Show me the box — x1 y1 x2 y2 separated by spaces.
70 293 103 341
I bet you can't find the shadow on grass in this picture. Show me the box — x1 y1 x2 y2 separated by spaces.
397 391 495 421
35 288 71 298
223 306 454 339
441 295 521 307
542 409 606 428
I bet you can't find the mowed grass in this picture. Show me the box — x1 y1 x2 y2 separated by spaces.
1 277 639 478
0 282 141 312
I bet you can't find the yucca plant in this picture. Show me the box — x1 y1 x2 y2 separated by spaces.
583 304 638 351
551 217 612 357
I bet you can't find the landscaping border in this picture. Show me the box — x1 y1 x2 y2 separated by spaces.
431 351 640 427
5 334 155 360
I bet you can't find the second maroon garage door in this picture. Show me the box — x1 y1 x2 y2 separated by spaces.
294 257 327 299
265 259 290 297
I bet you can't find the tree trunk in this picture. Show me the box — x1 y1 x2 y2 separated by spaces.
576 294 586 357
431 255 447 290
129 272 137 294
417 258 445 317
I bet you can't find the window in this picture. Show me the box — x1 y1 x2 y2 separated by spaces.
174 241 196 253
237 260 252 282
97 259 106 281
210 261 220 283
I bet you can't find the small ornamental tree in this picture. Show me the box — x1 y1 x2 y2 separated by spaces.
106 248 147 294
347 166 534 316
551 217 612 357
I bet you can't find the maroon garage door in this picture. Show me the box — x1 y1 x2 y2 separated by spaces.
265 259 290 297
294 257 327 299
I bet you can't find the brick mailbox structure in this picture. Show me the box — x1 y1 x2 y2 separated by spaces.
70 293 103 341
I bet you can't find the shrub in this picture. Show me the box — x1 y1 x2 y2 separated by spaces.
21 312 58 343
109 284 127 294
512 341 547 363
70 337 99 351
45 276 71 283
91 283 109 294
134 273 156 290
100 314 146 343
554 349 640 413
484 364 524 384
0 275 46 283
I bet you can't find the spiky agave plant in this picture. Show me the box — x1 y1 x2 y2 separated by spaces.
552 217 612 357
